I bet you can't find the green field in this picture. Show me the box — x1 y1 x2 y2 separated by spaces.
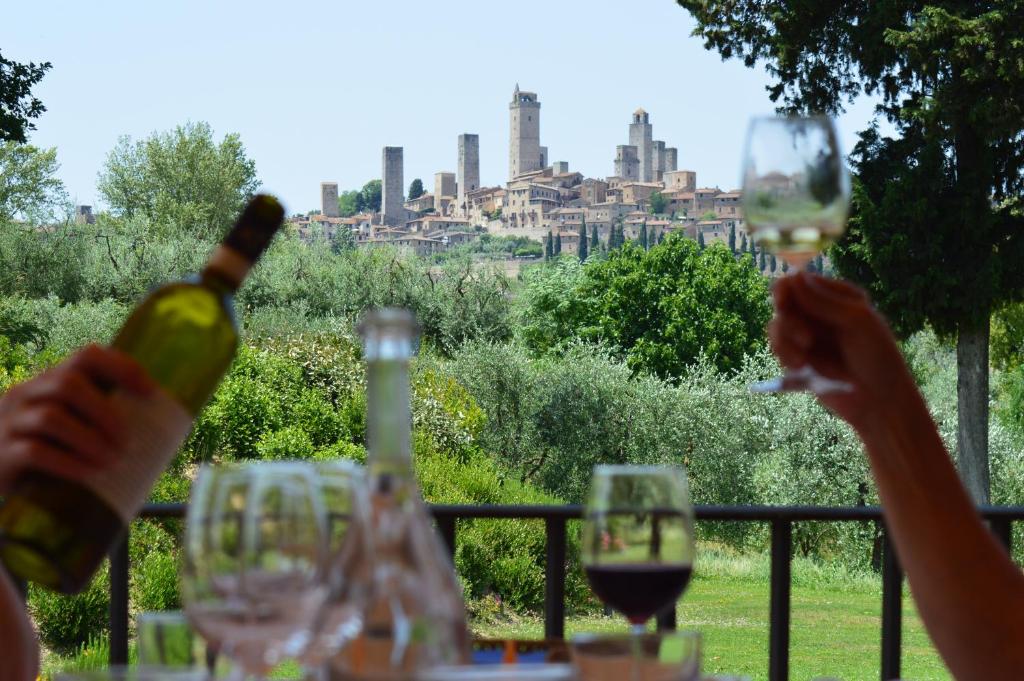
43 549 951 681
474 549 951 681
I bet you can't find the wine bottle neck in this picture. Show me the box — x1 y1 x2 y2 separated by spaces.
200 245 251 292
366 359 414 480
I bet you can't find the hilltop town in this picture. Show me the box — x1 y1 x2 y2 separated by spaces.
289 85 747 259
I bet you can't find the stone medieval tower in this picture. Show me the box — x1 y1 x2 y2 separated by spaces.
382 146 404 226
509 84 541 182
320 182 339 217
629 108 654 182
457 133 480 216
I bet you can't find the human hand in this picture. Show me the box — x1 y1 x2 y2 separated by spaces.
0 344 155 493
768 272 917 433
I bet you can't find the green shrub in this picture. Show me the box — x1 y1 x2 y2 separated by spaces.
29 563 110 653
313 440 367 464
292 388 347 447
256 426 316 460
132 549 180 612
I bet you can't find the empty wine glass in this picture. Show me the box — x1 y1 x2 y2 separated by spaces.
293 460 373 679
581 465 695 633
741 115 852 394
181 462 329 680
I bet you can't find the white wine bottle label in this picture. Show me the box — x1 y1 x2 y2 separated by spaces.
84 388 193 522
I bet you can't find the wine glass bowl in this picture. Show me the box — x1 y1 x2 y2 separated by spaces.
181 462 329 679
742 115 853 395
741 115 850 270
581 465 695 630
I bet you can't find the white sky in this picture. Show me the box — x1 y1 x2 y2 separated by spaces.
2 0 883 214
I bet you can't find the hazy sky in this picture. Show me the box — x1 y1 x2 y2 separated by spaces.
3 1 883 214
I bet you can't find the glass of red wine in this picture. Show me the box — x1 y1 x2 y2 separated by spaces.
582 465 695 635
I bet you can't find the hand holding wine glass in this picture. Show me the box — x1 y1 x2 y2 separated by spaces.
742 115 852 395
582 465 695 632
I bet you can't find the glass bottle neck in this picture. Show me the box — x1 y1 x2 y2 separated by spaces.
366 358 414 481
200 245 251 293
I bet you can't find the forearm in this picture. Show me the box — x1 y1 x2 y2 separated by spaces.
0 567 37 681
859 378 1024 678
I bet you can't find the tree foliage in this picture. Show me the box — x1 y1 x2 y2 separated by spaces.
648 190 667 215
0 142 68 222
0 50 51 143
97 122 259 239
578 218 588 262
338 190 361 217
360 180 382 213
408 178 424 200
678 0 1024 502
518 234 771 377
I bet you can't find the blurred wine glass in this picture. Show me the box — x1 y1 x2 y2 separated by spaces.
181 462 328 680
742 115 852 395
581 465 695 633
292 460 372 679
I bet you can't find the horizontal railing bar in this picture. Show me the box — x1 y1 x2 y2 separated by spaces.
138 503 1024 523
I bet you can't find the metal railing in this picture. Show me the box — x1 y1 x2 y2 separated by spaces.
99 503 1024 681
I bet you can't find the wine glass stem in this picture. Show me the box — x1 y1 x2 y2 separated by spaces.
630 622 645 681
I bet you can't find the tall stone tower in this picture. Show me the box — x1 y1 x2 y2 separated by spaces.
652 140 666 182
629 108 654 182
457 133 480 216
320 182 339 217
382 146 404 226
615 145 639 181
509 84 541 181
665 147 678 173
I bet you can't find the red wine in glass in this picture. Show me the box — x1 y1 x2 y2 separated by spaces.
585 563 693 625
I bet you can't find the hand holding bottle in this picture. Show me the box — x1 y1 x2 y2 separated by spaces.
0 344 155 492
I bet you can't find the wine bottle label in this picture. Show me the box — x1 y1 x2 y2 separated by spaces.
83 388 193 522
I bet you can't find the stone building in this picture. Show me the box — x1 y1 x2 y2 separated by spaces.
664 147 678 173
74 205 95 225
404 193 436 213
320 182 339 217
457 133 480 216
614 145 639 181
580 179 608 205
434 172 456 214
664 170 697 192
382 146 404 226
629 109 654 182
509 85 542 181
651 140 666 182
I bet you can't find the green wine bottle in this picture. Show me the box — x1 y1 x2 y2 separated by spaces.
0 194 285 594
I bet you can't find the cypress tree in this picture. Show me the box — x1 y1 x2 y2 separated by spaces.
748 236 756 259
545 231 553 260
658 231 665 245
697 231 706 249
555 232 562 255
590 222 599 250
728 224 737 253
781 259 790 273
740 232 748 254
770 254 777 274
759 246 767 271
640 221 649 250
578 219 588 262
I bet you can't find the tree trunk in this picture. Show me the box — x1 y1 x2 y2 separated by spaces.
957 322 990 505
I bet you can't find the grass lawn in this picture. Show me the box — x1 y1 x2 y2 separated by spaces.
474 548 951 681
42 549 952 681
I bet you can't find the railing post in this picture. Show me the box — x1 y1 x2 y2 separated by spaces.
435 513 457 560
656 604 677 631
545 516 567 640
109 532 130 666
881 531 903 680
991 517 1013 555
769 519 791 681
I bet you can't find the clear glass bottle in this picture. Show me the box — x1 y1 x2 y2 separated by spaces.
329 308 469 680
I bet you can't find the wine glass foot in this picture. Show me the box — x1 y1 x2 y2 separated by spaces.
749 366 852 395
